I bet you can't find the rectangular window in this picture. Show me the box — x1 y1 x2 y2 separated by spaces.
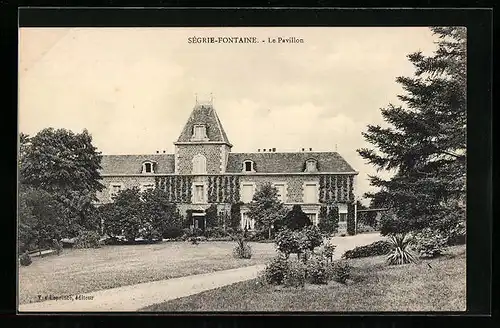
306 213 318 225
274 183 286 203
193 125 207 139
141 184 154 192
241 184 254 203
110 184 122 198
194 185 205 203
304 183 318 203
245 162 252 171
339 213 347 222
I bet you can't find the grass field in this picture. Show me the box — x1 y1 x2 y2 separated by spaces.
142 245 466 312
18 241 277 305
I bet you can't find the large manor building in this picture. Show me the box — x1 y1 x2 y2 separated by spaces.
96 100 358 234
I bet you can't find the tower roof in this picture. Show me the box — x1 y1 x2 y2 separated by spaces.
175 103 232 146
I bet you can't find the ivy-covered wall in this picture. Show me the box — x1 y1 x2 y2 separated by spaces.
347 202 355 235
154 176 194 203
207 175 240 203
319 175 355 203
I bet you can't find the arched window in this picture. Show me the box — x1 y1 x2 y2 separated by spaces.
142 161 155 174
192 154 207 174
304 159 318 173
242 160 255 173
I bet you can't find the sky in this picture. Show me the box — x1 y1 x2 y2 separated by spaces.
19 27 439 205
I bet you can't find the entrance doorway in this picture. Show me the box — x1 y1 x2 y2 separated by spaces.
192 213 206 232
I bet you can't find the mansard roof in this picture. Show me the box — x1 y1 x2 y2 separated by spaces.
99 152 355 175
100 154 175 174
226 152 356 173
175 104 231 145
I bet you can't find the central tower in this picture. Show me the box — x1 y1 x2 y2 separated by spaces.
174 100 232 175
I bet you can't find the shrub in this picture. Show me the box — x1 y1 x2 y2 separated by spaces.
233 237 252 259
356 222 376 234
247 228 269 242
342 240 393 259
283 260 306 288
205 226 228 239
446 221 466 245
74 230 101 249
322 243 337 262
264 255 289 285
303 225 324 252
386 234 416 265
19 252 32 266
52 239 63 255
412 228 448 258
284 205 312 230
275 228 301 258
331 260 351 284
306 255 329 284
162 228 184 239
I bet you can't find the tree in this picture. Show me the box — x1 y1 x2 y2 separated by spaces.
141 189 182 241
246 183 288 239
104 188 143 242
18 185 65 253
19 128 104 236
357 27 466 235
283 205 312 231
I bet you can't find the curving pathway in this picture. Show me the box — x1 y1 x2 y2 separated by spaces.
18 232 384 312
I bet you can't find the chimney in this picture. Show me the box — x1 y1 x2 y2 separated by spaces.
268 148 272 152
272 148 276 152
258 149 260 152
309 148 312 151
263 149 266 152
156 150 159 154
163 150 166 154
301 148 305 151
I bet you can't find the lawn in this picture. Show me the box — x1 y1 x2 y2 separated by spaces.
18 241 277 305
142 244 466 312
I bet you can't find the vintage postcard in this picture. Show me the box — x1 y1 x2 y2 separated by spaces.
18 25 467 312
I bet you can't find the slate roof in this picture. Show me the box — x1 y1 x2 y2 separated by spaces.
99 152 355 175
100 154 175 174
226 152 355 173
176 104 231 145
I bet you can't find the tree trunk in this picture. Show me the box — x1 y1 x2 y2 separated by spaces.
268 227 271 240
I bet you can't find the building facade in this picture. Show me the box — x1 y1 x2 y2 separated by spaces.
97 101 358 234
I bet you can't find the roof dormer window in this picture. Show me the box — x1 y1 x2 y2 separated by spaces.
191 124 208 141
142 161 155 174
304 159 318 173
243 160 255 173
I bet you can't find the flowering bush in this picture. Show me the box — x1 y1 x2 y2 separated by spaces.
264 255 289 285
275 228 301 258
283 260 306 288
412 228 448 258
303 225 324 252
331 260 352 284
306 255 329 285
322 243 337 262
342 240 393 259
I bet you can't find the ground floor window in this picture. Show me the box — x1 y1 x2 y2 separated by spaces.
305 212 318 225
240 212 256 230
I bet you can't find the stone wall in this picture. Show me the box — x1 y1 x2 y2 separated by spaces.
176 144 223 174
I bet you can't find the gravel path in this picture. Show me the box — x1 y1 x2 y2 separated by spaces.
18 232 384 312
19 264 266 312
